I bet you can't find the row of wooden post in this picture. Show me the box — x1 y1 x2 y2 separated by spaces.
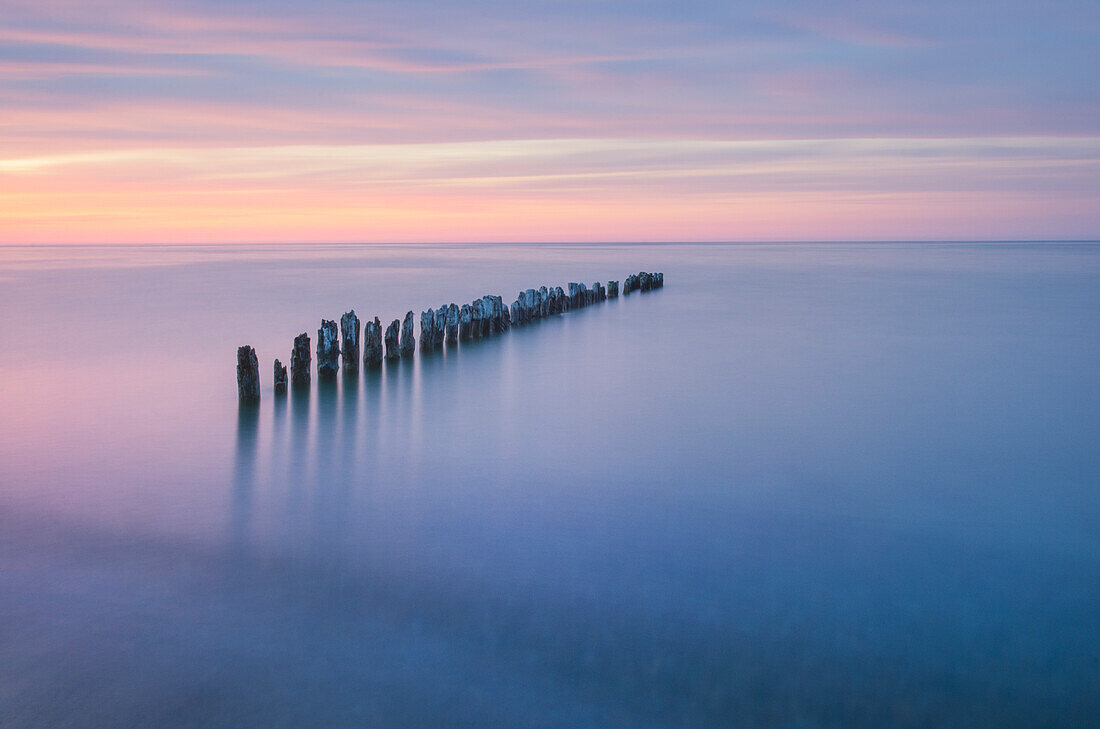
237 272 664 401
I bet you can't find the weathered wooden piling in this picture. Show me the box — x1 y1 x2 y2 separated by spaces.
340 310 360 374
446 304 459 344
238 273 664 395
384 319 400 360
317 319 339 378
487 296 498 333
485 296 501 333
511 290 525 323
483 296 495 335
434 306 447 345
273 359 287 394
420 309 436 352
512 292 525 324
291 333 311 386
568 282 591 308
460 304 472 339
622 271 663 294
400 311 415 356
237 345 260 401
471 298 484 337
546 286 560 313
364 317 383 367
523 289 536 321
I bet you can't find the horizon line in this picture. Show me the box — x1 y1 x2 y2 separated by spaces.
2 239 1098 248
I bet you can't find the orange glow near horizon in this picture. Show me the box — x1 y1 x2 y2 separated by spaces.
3 137 1098 243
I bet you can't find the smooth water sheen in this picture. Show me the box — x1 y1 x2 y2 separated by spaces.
1 242 1097 728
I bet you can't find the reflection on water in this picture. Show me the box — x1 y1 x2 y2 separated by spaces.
231 402 259 552
2 243 1098 728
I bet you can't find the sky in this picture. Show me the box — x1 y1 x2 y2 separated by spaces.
1 0 1098 243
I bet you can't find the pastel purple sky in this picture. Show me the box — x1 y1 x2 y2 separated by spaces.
2 0 1098 242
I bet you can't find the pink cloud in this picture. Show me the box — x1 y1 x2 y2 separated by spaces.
0 60 214 79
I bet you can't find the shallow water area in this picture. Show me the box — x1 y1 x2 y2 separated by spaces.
1 242 1098 728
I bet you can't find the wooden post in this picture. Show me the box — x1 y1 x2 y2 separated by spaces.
481 296 496 335
434 305 447 345
400 311 415 356
236 345 259 401
471 299 484 337
460 304 472 339
420 309 435 352
384 319 400 360
317 319 339 378
340 310 360 374
446 304 459 344
273 359 287 394
291 333 311 386
364 317 383 367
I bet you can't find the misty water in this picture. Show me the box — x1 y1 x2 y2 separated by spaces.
1 242 1097 728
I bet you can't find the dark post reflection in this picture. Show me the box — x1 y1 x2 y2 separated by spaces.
230 401 259 552
285 385 311 531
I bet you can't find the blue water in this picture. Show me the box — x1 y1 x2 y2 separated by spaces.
1 242 1098 727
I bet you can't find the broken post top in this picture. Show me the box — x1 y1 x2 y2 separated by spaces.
400 311 415 355
290 332 311 386
273 358 287 394
236 345 259 402
340 310 361 374
317 319 339 378
364 317 383 366
384 319 400 360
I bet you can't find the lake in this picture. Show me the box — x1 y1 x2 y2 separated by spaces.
1 242 1097 727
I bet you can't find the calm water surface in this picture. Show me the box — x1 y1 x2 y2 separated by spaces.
1 242 1098 727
